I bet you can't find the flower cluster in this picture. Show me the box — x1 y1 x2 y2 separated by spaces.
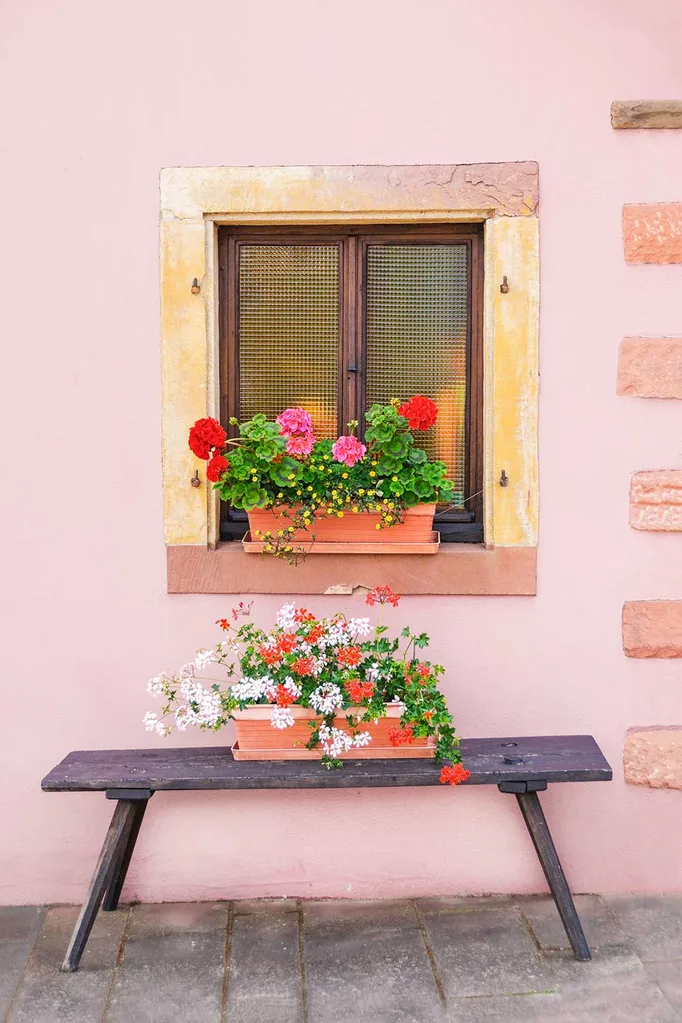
190 397 456 563
144 588 465 779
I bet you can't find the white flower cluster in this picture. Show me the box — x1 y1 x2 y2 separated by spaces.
309 683 344 714
194 649 215 671
230 676 276 702
347 617 372 640
173 679 222 728
318 725 372 758
275 602 297 630
146 674 168 697
270 706 295 729
143 711 171 737
282 676 302 699
318 620 350 650
365 662 383 685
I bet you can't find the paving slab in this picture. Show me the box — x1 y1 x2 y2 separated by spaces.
226 904 304 1023
419 900 553 999
416 896 513 915
546 949 681 1022
518 894 632 953
644 959 682 1012
603 895 682 962
233 898 299 916
105 902 228 1023
5 906 127 1023
303 900 446 1023
0 906 46 1018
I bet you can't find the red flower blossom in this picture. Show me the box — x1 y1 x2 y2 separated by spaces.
439 764 471 786
215 618 231 631
291 656 315 676
275 684 295 708
337 645 362 668
389 724 415 747
206 454 230 482
294 608 316 624
278 634 298 654
188 417 227 459
345 679 375 703
366 585 400 607
424 710 434 722
397 395 438 432
413 662 431 685
259 644 282 666
307 624 325 644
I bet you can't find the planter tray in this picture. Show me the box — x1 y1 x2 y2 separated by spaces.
241 530 440 555
231 741 436 761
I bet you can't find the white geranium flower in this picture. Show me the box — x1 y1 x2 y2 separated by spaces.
146 675 167 696
276 603 297 630
194 649 215 671
143 711 158 732
309 683 343 715
347 617 372 639
271 706 295 729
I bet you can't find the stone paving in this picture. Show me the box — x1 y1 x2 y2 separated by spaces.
1 895 681 1022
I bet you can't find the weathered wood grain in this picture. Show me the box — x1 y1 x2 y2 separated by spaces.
42 736 612 793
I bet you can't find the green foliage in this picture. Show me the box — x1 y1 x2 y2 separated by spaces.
212 399 458 560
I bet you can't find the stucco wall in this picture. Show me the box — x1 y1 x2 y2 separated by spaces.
2 0 682 904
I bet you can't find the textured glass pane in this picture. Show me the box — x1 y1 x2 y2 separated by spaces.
239 245 339 438
366 244 468 506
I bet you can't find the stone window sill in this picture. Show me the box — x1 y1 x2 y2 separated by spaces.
166 543 536 596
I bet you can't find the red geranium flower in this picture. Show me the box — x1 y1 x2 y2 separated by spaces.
389 724 415 747
366 585 400 607
397 395 438 431
215 618 230 631
439 764 471 786
345 679 375 703
278 634 298 654
275 684 295 708
259 644 281 666
291 656 315 676
307 624 325 644
188 417 227 459
206 454 230 482
294 608 317 624
337 645 362 668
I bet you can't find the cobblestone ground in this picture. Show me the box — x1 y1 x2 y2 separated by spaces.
1 896 681 1021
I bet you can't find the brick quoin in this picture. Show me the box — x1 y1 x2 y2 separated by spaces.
617 338 682 399
624 728 682 790
623 203 682 264
622 600 682 657
629 471 682 531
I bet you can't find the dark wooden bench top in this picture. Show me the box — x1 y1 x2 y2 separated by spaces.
42 735 611 792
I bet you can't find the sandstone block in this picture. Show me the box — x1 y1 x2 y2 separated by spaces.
623 204 682 264
612 101 682 130
623 600 682 657
630 471 682 530
624 728 682 789
617 337 682 398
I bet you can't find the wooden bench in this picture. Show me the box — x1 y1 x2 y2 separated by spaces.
42 734 612 971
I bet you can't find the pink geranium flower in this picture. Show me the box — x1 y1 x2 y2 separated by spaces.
332 435 366 467
276 407 313 437
286 433 315 456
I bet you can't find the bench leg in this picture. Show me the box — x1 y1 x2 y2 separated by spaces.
515 790 591 961
61 800 138 972
102 799 148 912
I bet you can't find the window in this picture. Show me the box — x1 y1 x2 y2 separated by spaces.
218 225 483 543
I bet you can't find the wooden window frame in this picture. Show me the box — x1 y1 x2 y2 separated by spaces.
218 223 484 543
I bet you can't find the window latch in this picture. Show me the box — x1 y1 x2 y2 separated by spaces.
347 365 359 373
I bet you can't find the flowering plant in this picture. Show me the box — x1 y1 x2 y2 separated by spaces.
188 396 455 560
145 587 469 783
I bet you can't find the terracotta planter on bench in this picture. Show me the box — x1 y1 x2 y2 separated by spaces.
231 703 436 761
244 503 438 554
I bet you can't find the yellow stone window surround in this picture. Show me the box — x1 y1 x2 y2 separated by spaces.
160 164 539 595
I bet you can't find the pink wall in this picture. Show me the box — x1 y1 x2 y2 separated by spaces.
2 0 682 904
